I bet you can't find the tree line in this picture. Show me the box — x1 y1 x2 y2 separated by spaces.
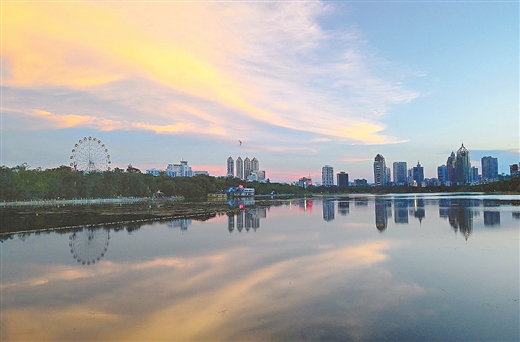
2 164 519 202
0 164 309 201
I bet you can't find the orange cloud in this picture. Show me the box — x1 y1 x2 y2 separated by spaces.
2 2 417 145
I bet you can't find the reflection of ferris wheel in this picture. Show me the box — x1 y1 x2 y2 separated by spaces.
69 228 110 265
70 136 111 172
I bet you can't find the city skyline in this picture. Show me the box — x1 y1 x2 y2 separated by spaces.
2 2 518 183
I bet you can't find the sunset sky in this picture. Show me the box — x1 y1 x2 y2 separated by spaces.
2 1 518 182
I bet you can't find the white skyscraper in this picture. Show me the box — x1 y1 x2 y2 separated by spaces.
322 165 334 187
373 154 386 186
244 157 252 178
227 156 234 177
236 157 244 180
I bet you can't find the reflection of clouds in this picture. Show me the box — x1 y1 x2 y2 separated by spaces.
2 240 426 341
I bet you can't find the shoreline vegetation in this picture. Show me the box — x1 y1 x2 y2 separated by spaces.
1 165 519 238
2 165 519 203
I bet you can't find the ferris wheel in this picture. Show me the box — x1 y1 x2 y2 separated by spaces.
70 136 111 172
69 228 110 266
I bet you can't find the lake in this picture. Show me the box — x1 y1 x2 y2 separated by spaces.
1 193 519 341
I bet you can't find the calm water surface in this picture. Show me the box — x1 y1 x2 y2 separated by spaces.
1 194 519 341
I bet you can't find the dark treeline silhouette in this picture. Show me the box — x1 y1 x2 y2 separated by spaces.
0 164 308 201
2 164 519 202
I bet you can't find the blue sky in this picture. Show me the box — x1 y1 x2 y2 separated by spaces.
2 1 518 182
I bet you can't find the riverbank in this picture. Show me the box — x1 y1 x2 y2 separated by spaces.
0 197 291 237
0 196 184 208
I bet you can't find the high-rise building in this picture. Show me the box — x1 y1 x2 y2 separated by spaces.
481 156 498 181
322 165 334 187
373 154 386 186
393 162 407 185
251 157 259 172
446 151 457 184
456 144 471 185
471 166 479 183
510 163 519 176
412 161 424 185
227 156 234 178
385 167 391 185
337 172 349 187
437 165 448 185
244 157 252 178
166 160 192 177
236 157 244 180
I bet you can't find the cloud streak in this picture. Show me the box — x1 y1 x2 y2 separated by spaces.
3 1 419 147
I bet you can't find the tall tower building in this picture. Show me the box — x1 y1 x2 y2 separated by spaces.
322 165 334 187
227 157 234 178
337 172 349 187
438 165 448 184
244 157 252 178
393 162 407 185
446 151 457 184
236 157 244 180
251 157 259 172
413 161 424 185
373 154 386 186
481 156 498 181
456 144 471 185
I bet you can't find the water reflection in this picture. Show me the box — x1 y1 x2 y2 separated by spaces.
483 199 501 227
374 198 391 232
338 201 349 216
226 208 267 233
166 218 192 232
394 199 409 224
69 228 110 265
2 194 519 341
323 200 335 221
298 199 313 212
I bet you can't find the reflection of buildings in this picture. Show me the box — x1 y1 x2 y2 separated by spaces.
394 199 409 224
440 200 474 240
298 199 313 212
483 199 500 227
323 200 335 221
375 198 391 231
227 213 235 233
411 198 425 223
167 218 191 232
338 201 350 216
227 208 267 233
484 211 500 226
513 212 520 220
355 198 368 206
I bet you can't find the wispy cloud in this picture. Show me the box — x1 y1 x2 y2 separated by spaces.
3 1 419 148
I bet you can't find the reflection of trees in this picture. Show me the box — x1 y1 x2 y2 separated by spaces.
323 200 335 222
375 198 391 232
338 201 349 216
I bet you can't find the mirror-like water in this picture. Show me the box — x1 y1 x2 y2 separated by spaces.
1 194 519 341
